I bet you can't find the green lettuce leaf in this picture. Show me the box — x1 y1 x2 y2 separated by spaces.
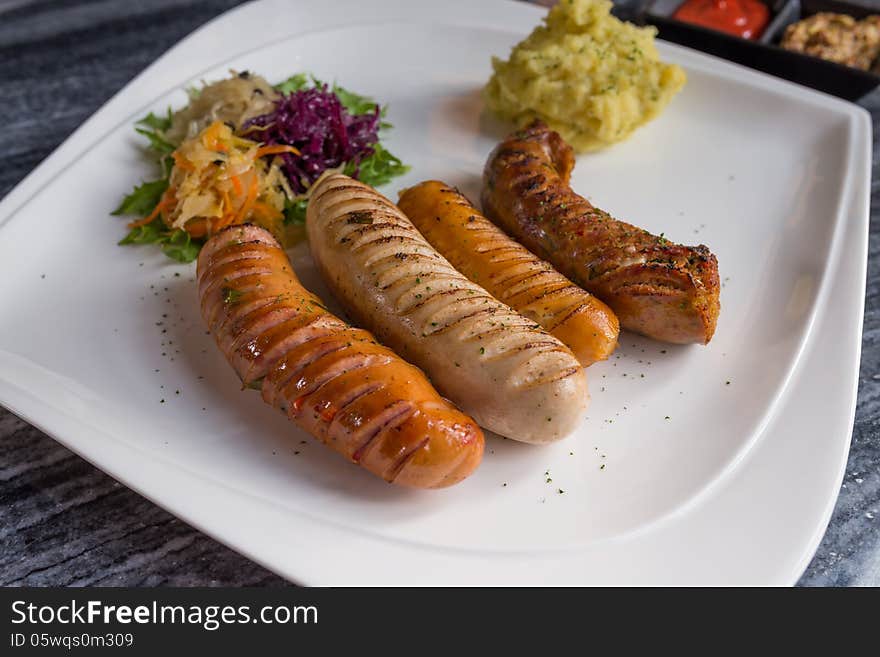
346 143 410 188
275 73 311 95
135 127 176 154
283 197 309 225
118 220 202 263
111 178 168 217
275 74 384 117
161 229 201 263
118 219 163 245
136 108 173 132
331 83 379 116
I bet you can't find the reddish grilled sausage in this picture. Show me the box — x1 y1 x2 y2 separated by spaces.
197 224 483 488
482 120 720 345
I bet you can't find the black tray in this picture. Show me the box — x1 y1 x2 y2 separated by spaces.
642 0 880 101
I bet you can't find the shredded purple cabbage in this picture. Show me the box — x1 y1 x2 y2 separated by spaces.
243 85 381 194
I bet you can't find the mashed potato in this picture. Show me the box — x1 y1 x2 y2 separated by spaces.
484 0 686 151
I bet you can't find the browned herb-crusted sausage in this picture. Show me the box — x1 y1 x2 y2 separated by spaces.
482 120 720 345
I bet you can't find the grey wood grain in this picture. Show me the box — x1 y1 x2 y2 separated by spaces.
0 0 877 587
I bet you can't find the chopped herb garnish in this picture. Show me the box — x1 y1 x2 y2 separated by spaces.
347 211 374 224
222 287 244 305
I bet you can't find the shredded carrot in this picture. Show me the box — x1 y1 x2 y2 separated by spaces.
128 190 172 228
252 201 283 220
234 176 259 224
184 218 210 238
230 174 243 196
201 121 228 152
255 144 300 158
159 121 292 241
172 151 195 172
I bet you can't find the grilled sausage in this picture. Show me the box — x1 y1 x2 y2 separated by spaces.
398 181 619 366
197 224 483 488
307 174 587 444
481 120 720 345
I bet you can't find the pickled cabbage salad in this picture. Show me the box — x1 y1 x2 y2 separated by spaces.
112 71 409 262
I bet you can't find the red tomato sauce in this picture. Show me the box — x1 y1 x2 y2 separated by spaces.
673 0 770 39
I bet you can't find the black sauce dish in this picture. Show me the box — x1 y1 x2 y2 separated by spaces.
641 0 880 101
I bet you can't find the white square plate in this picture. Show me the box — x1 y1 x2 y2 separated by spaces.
0 0 870 584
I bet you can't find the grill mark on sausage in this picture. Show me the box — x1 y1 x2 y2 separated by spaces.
341 208 413 225
351 233 428 253
265 327 351 384
503 280 575 306
489 268 553 292
396 287 463 314
239 314 335 383
268 338 351 403
473 243 523 256
214 296 282 337
228 305 302 349
204 246 271 271
423 305 498 335
398 288 497 320
482 255 536 269
379 270 462 291
283 352 390 414
201 277 273 324
198 233 272 268
309 182 368 206
459 324 536 344
388 436 431 483
330 379 385 415
511 285 583 312
350 401 417 463
543 299 593 332
533 365 582 385
503 340 565 355
200 265 273 300
344 221 411 238
316 193 399 219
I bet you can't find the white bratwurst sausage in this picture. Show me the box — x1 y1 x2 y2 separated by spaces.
306 174 587 443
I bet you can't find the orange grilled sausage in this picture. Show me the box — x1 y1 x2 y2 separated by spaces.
197 224 483 488
482 120 720 345
398 181 619 366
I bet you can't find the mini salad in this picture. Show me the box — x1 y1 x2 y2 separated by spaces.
113 71 409 262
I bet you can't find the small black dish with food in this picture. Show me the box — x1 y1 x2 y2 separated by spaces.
641 0 880 101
